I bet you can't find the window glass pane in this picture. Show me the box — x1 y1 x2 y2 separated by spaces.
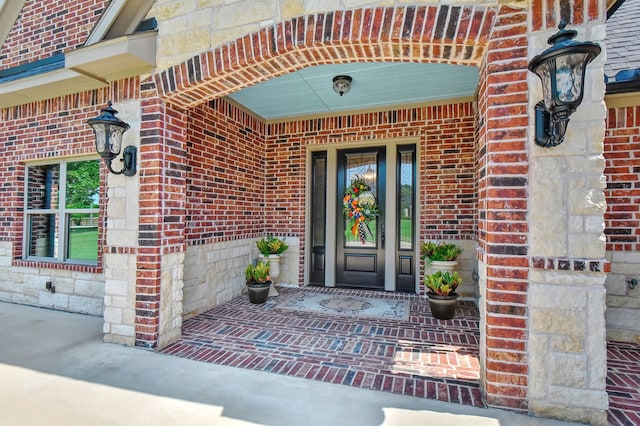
28 213 58 258
399 150 414 250
344 153 377 248
66 160 100 208
67 213 98 261
27 164 60 210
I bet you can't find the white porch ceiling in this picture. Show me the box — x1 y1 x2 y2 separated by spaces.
227 62 479 121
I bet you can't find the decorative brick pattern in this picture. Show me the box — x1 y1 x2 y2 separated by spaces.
162 287 482 406
604 106 640 252
0 0 108 68
155 6 497 110
607 341 640 426
531 257 611 273
531 0 601 32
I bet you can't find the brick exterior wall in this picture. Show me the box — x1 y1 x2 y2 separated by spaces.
0 0 108 68
0 0 614 420
605 106 640 250
265 102 477 284
186 101 267 245
604 104 640 345
0 80 139 265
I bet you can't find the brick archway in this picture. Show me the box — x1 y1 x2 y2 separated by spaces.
153 5 497 109
144 2 536 412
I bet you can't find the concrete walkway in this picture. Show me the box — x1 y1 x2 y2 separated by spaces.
0 301 581 426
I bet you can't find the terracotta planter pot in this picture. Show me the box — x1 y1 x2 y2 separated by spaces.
427 292 459 320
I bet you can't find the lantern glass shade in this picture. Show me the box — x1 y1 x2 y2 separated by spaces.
87 101 135 176
533 52 590 112
91 122 127 159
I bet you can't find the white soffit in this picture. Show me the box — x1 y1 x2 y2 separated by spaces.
67 31 157 81
0 69 108 108
228 62 480 121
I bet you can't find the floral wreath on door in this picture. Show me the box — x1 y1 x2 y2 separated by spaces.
343 175 380 244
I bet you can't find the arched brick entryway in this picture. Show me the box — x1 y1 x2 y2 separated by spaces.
153 6 496 109
135 3 539 413
132 3 615 420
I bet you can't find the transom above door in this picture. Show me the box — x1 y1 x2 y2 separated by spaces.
308 141 418 293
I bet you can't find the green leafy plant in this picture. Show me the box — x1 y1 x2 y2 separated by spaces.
244 261 271 284
424 271 461 296
420 241 462 262
256 235 288 256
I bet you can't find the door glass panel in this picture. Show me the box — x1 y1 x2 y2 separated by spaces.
343 153 378 248
310 152 327 284
399 150 414 250
311 154 326 247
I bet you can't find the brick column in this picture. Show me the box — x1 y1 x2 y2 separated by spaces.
134 80 188 348
478 1 609 424
476 5 530 411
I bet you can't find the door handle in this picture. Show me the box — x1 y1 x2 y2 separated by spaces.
381 223 385 248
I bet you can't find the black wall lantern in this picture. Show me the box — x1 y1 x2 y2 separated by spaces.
528 22 601 148
87 101 136 176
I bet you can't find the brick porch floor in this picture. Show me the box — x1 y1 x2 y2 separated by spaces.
607 340 640 426
161 287 483 407
160 287 640 423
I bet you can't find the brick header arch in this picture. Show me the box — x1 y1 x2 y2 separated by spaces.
155 5 497 110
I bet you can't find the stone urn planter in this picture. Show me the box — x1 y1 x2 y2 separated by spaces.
425 260 458 276
256 235 288 281
258 253 281 280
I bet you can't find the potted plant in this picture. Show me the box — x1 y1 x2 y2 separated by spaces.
420 240 462 275
424 270 461 320
256 235 288 280
244 261 272 304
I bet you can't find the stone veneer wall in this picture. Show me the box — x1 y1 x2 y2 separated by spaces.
183 239 250 319
604 105 640 343
158 251 184 348
102 99 142 346
0 241 104 315
525 1 609 423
